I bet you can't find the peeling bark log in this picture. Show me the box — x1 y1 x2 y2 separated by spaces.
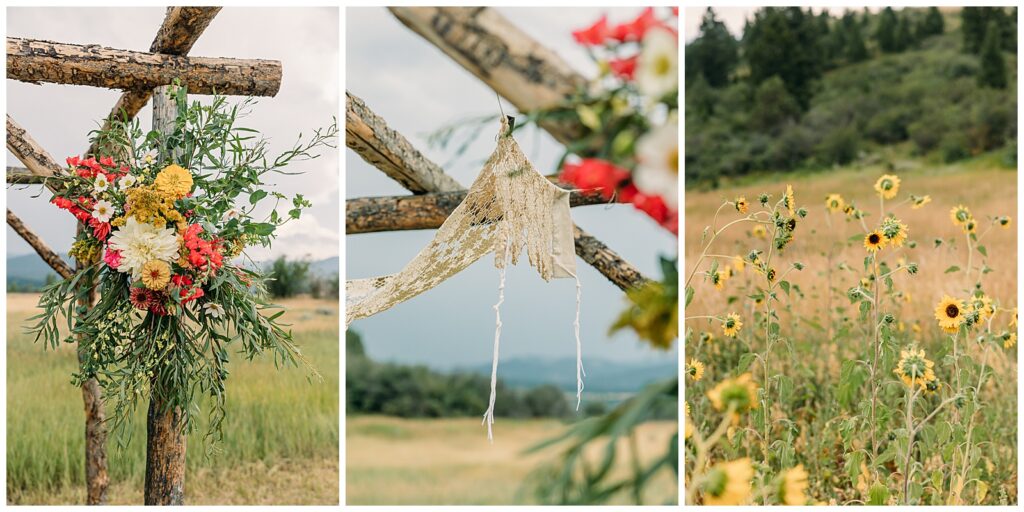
346 92 462 194
346 189 608 233
6 209 73 279
389 7 587 146
87 7 222 158
75 233 109 506
144 84 187 506
7 37 281 97
572 227 650 291
7 166 45 184
6 115 62 184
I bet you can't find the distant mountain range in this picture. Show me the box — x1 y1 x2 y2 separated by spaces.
458 356 677 394
6 252 338 291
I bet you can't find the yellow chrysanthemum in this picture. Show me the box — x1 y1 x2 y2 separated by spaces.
722 313 743 337
935 295 965 334
124 186 185 228
911 195 931 209
863 230 886 253
780 465 809 506
825 193 844 213
950 205 972 226
687 359 705 381
735 196 748 214
153 164 194 199
874 174 900 199
140 260 171 290
784 185 795 216
894 348 937 390
703 458 754 506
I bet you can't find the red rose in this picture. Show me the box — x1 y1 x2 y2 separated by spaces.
572 15 610 46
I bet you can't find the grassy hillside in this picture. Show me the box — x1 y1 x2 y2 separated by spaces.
6 294 339 505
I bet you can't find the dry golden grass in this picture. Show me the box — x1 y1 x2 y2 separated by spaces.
346 416 678 505
685 158 1017 331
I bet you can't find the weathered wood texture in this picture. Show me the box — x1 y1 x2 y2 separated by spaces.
346 189 608 234
346 92 462 194
143 398 186 505
6 115 62 185
7 37 282 97
75 228 108 506
572 227 650 290
144 84 187 506
389 7 587 146
5 209 73 279
88 7 222 158
7 166 45 184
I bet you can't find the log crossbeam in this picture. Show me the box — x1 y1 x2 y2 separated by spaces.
6 209 73 279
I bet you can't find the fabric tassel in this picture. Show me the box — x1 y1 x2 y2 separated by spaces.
482 262 507 442
574 275 585 411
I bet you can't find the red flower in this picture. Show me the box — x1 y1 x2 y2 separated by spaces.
572 15 610 46
103 249 122 269
608 55 637 80
560 158 631 200
52 196 74 210
66 156 81 168
170 274 204 303
99 156 114 167
620 184 677 235
610 7 659 42
182 224 225 272
89 218 111 240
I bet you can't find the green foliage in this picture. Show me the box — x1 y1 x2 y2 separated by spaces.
267 256 310 298
876 7 899 53
743 7 823 110
979 21 1009 89
686 8 738 88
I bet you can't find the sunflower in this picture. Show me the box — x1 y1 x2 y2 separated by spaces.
735 196 749 214
911 195 932 209
707 373 759 415
880 217 908 247
950 205 972 226
687 359 705 381
703 458 754 506
963 218 977 234
1002 332 1017 349
752 224 767 238
998 216 1012 229
874 174 900 199
784 185 795 216
894 348 937 390
843 203 856 216
722 313 743 337
1011 307 1017 330
153 164 194 198
969 295 995 322
700 331 714 344
140 260 171 290
711 269 728 290
779 465 809 506
825 193 844 213
863 230 886 253
935 295 966 334
732 256 746 273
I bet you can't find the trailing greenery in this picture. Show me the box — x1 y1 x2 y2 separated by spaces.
686 7 1017 187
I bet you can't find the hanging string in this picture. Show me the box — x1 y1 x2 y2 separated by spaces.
574 274 585 411
482 244 509 443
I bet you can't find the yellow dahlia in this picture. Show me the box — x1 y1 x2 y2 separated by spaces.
140 260 171 290
154 164 194 199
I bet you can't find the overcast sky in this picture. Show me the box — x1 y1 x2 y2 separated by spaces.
346 7 678 369
6 7 339 261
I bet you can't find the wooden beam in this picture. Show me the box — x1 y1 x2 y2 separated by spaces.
6 115 62 189
6 209 73 279
389 7 587 146
87 7 222 157
7 37 282 97
346 189 608 234
346 92 463 194
7 166 45 184
572 227 649 291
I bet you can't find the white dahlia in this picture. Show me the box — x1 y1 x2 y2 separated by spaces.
636 26 678 101
107 217 179 278
633 121 678 209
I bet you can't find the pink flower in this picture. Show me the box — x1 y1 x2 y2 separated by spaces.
103 248 122 269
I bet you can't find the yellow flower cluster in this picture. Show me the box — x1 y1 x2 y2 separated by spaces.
122 186 185 230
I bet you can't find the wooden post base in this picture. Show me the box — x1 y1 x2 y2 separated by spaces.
144 398 186 506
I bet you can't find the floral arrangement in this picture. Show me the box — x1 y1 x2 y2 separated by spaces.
557 6 679 235
30 89 336 441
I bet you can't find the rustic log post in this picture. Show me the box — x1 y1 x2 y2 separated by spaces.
143 84 187 506
6 209 73 279
7 38 282 97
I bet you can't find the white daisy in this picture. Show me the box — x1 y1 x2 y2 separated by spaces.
92 200 115 223
635 26 678 101
633 121 678 209
94 175 110 193
203 302 225 319
118 174 138 190
106 217 179 278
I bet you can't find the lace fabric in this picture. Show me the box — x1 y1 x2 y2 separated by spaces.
346 118 583 440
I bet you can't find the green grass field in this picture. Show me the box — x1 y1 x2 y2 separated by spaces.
346 415 678 505
6 294 339 505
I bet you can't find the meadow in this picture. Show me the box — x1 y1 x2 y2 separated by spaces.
684 154 1017 505
6 294 339 505
346 415 678 505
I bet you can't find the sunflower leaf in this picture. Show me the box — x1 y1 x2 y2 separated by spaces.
944 265 960 274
